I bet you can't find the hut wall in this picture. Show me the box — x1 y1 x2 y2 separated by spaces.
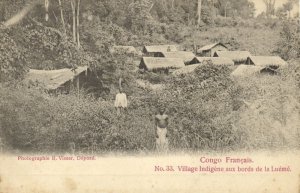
201 50 211 57
198 45 228 57
139 60 148 70
154 52 162 57
189 58 200 65
246 58 254 65
143 52 160 57
153 68 169 74
51 71 89 94
260 68 277 75
156 52 165 57
234 60 247 65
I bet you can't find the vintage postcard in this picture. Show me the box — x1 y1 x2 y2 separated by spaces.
0 0 299 192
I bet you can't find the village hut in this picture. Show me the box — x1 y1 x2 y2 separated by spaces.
142 45 178 57
24 66 89 93
139 57 185 73
197 42 228 57
231 65 279 78
172 64 203 76
189 57 234 66
214 51 251 64
158 51 195 64
246 56 287 69
110 46 138 56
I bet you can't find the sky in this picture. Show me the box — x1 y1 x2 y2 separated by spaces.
250 0 300 16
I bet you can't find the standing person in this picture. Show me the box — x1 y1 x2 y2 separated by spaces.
0 137 3 153
114 88 128 115
68 141 75 155
155 107 169 152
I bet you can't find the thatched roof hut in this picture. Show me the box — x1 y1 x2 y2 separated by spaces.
231 65 263 77
172 64 203 76
189 57 234 66
142 45 178 56
139 57 185 72
246 56 287 67
24 66 88 90
110 46 138 56
214 51 251 64
197 43 228 57
160 51 195 64
231 65 278 78
197 42 228 53
198 43 227 51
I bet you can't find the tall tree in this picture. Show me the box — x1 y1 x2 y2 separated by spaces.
58 0 67 35
263 0 276 18
197 0 202 25
282 0 293 18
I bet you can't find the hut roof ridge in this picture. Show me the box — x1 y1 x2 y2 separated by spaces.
140 57 185 70
198 42 227 52
143 45 178 53
24 66 88 90
247 56 287 66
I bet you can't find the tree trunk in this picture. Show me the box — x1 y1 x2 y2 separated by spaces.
70 0 76 43
264 0 276 18
171 0 175 9
197 0 202 26
76 0 80 48
45 0 49 21
224 2 228 17
58 0 67 35
193 26 197 55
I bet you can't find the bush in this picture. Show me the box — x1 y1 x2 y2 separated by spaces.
275 21 300 60
137 71 168 84
0 85 149 153
150 64 243 151
233 63 300 150
0 30 27 82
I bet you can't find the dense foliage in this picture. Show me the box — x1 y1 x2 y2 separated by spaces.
275 21 300 60
0 30 27 82
157 64 242 150
0 65 242 153
0 0 299 153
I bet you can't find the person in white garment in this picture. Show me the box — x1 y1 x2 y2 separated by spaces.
0 137 4 153
68 141 75 155
114 88 128 115
155 107 169 152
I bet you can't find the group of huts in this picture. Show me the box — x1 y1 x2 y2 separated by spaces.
137 42 287 77
23 42 287 93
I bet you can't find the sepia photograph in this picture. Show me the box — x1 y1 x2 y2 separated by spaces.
0 0 299 192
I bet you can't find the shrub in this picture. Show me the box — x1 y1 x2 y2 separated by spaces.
274 21 300 60
151 64 242 151
233 63 300 150
137 71 168 84
0 85 148 153
0 30 27 82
